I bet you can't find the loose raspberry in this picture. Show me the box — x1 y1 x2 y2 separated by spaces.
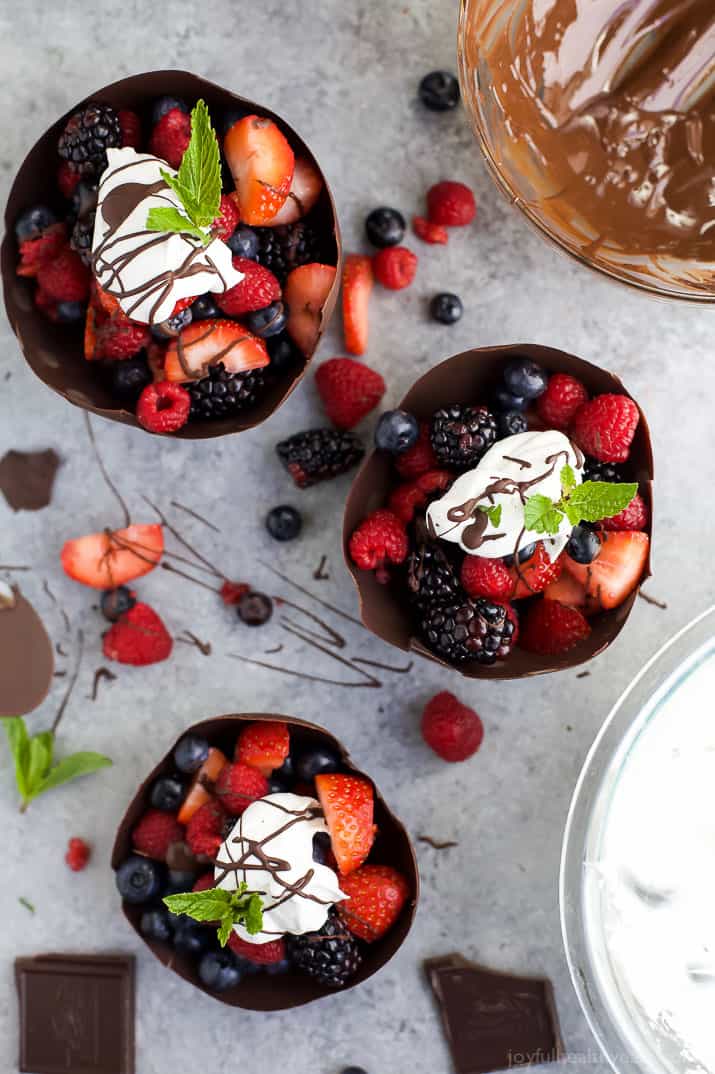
186 800 227 858
337 864 410 942
36 246 90 301
103 601 173 666
118 109 141 149
426 181 476 227
57 161 81 198
215 762 269 815
349 510 408 577
136 381 191 433
213 193 239 242
536 373 589 429
421 691 484 762
216 257 281 316
220 580 251 605
192 871 215 892
149 107 191 169
460 556 513 602
571 394 640 463
315 357 385 430
65 837 91 872
394 421 438 478
372 246 418 290
132 809 184 860
600 492 649 532
388 470 452 524
228 934 286 965
95 317 151 361
17 223 68 278
412 215 448 244
520 599 591 654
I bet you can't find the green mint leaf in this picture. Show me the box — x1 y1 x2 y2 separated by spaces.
164 889 233 922
564 481 638 526
19 896 35 914
217 916 234 948
175 100 222 225
30 751 112 800
26 732 54 795
245 893 264 936
524 494 565 535
4 717 30 802
145 206 207 242
478 503 502 528
561 464 577 495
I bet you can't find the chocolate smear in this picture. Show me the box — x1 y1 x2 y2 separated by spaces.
639 590 668 610
313 555 330 580
176 630 212 656
90 666 117 701
0 588 54 717
0 448 60 511
419 835 459 850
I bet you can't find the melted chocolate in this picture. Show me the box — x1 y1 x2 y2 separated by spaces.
0 448 61 511
0 589 54 717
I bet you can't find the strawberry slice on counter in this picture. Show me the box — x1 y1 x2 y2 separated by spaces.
60 524 163 589
315 772 376 876
265 156 324 226
342 254 373 356
224 115 295 226
163 319 269 382
284 262 337 355
337 864 410 942
177 747 229 825
234 721 290 776
564 530 649 611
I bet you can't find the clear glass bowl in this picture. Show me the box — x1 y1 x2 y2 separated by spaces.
560 607 715 1074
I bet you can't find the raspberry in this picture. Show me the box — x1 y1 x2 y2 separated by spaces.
17 223 67 277
192 872 215 892
412 215 448 244
215 762 269 815
395 421 438 478
426 181 476 226
95 317 151 361
118 109 141 149
34 288 59 321
213 194 239 242
349 510 408 576
421 691 484 762
520 599 591 655
571 394 640 463
186 800 227 857
460 555 513 601
600 492 649 532
372 246 418 290
65 837 91 871
103 601 173 666
388 470 452 524
315 357 385 430
136 381 191 433
57 161 81 199
228 934 286 965
149 107 191 169
132 809 184 860
36 247 90 301
536 373 589 429
220 580 251 606
216 257 281 316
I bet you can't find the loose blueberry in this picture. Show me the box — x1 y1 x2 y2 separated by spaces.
164 869 197 896
150 306 192 340
493 385 527 412
266 505 303 542
503 542 537 567
567 524 602 565
503 358 548 400
341 1068 369 1074
140 908 173 942
100 586 136 622
430 292 463 324
174 735 210 774
227 225 259 260
198 949 241 992
191 294 221 321
115 856 164 904
497 411 528 438
173 917 212 956
107 356 152 403
242 300 288 338
312 831 332 865
267 335 299 373
56 300 85 323
237 592 273 627
294 745 340 782
365 207 406 248
374 409 419 455
15 205 58 243
419 70 460 111
150 776 186 812
151 96 188 124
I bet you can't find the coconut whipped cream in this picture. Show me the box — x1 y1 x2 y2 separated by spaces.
426 430 584 559
91 147 243 325
214 792 346 944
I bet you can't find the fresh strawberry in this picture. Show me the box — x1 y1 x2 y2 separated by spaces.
57 161 81 198
600 493 649 532
178 747 228 825
215 258 281 316
220 580 251 606
213 193 239 242
16 223 67 277
92 283 121 316
235 721 290 776
36 246 90 301
149 107 191 169
544 572 587 608
412 215 448 244
60 523 163 588
284 263 337 355
132 809 184 860
426 181 476 226
421 691 484 762
65 837 91 872
461 556 513 602
337 864 410 942
388 470 452 525
118 109 141 149
136 381 191 434
571 394 640 463
215 762 269 814
265 156 323 225
146 340 167 380
315 772 375 875
342 254 373 355
103 601 173 666
349 510 408 576
536 373 589 429
372 246 418 290
95 317 151 361
192 871 215 892
164 319 269 382
520 599 591 654
84 304 98 359
224 115 295 225
186 800 226 858
315 357 385 429
394 421 438 478
507 543 563 599
228 934 286 964
564 530 649 610
34 287 59 322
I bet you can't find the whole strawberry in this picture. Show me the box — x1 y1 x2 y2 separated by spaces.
337 864 410 942
103 601 173 666
571 394 639 463
215 762 269 814
216 257 281 316
132 809 184 860
228 934 286 965
421 691 484 762
520 599 591 654
186 800 227 857
315 357 385 430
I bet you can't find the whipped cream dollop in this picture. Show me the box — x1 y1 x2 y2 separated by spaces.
214 792 347 944
426 429 584 559
91 148 243 325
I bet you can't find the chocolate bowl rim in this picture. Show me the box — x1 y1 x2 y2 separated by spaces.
342 343 654 680
111 712 420 1011
1 69 343 440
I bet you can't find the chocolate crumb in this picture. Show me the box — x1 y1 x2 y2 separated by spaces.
42 578 57 604
90 666 117 701
53 671 67 678
639 590 667 610
0 448 61 511
264 644 284 655
576 670 590 679
313 555 330 580
56 642 67 657
419 835 459 850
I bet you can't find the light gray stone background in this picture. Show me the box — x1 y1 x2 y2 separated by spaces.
1 2 714 1072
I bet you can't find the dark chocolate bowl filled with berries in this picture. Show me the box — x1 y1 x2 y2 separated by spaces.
1 71 341 438
343 345 654 679
111 714 418 1010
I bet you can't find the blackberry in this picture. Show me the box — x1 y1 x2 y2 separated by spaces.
188 363 265 420
583 458 624 483
276 428 364 488
289 910 363 988
420 598 514 665
406 543 462 611
58 103 122 177
70 214 95 265
255 221 321 281
430 405 497 471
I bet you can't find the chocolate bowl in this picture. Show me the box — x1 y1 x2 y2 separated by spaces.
1 70 341 439
343 344 654 680
111 713 419 1011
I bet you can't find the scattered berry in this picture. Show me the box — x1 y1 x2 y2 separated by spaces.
520 599 591 654
430 292 463 324
100 586 136 622
36 247 90 302
342 254 374 356
136 381 191 434
174 735 210 774
365 207 406 248
224 115 295 226
17 222 67 278
58 103 122 176
460 555 513 602
242 301 288 339
338 864 410 941
150 777 186 813
115 855 164 904
413 216 448 244
216 257 281 317
372 246 418 290
284 263 337 355
419 71 460 111
132 809 184 860
198 949 241 992
61 524 163 589
389 470 452 524
564 530 649 610
103 601 173 666
65 837 91 872
149 107 191 169
235 721 290 776
276 428 364 488
374 410 419 455
227 225 259 260
315 773 375 875
536 373 589 428
108 355 152 402
15 205 58 242
216 762 269 814
266 505 303 541
289 910 363 988
349 510 408 575
186 800 227 858
427 181 476 227
237 591 273 626
566 524 601 565
315 357 385 430
228 934 286 965
294 746 340 782
431 404 497 470
394 420 437 477
220 581 250 607
600 493 649 532
140 908 173 942
503 357 548 400
571 394 640 463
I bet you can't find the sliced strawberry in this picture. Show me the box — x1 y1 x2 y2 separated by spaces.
84 304 99 360
234 721 290 776
342 254 373 356
337 864 410 942
163 319 269 383
284 263 337 355
177 747 229 825
265 156 323 226
224 115 295 226
544 571 587 608
564 530 649 611
507 543 563 599
60 524 163 589
315 772 375 876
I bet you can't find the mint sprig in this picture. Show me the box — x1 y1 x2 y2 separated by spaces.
146 99 222 245
4 717 112 812
164 883 264 947
524 467 637 536
478 503 502 528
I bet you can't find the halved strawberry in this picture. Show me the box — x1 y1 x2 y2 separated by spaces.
337 864 410 942
60 524 163 589
315 772 375 876
224 115 295 226
177 747 229 825
342 254 373 356
265 156 323 226
235 721 290 776
163 319 269 383
544 571 587 607
564 530 649 611
284 263 337 355
507 543 563 599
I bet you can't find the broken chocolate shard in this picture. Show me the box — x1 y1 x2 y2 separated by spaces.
15 953 134 1074
0 589 54 717
0 448 61 511
425 954 563 1074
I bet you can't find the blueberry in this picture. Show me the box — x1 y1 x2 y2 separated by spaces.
198 949 241 992
115 856 164 904
100 586 136 622
237 592 273 626
312 831 332 865
497 411 528 438
150 776 186 812
56 300 85 323
220 109 245 136
503 358 548 400
164 869 196 896
419 70 460 111
266 958 292 975
227 225 259 260
242 301 288 338
341 1068 369 1074
430 292 463 324
70 181 99 220
15 205 57 243
365 207 406 248
266 505 303 542
294 745 340 782
140 908 173 942
174 735 209 774
267 335 299 373
151 306 192 340
191 294 221 321
173 917 212 956
151 96 188 125
567 524 601 565
493 385 527 412
232 956 261 976
108 356 152 403
268 756 294 792
503 542 537 567
374 409 419 455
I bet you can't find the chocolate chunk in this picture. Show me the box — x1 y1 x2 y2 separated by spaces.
0 589 54 717
0 449 61 511
425 954 563 1074
15 953 134 1074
